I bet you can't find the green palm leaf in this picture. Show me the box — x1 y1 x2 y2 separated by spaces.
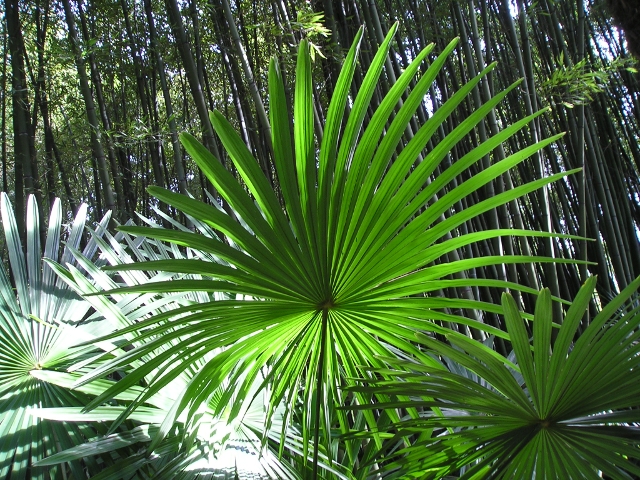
43 216 312 479
348 275 640 479
77 27 579 475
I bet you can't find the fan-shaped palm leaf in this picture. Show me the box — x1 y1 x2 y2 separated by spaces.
42 213 309 479
0 193 132 479
349 275 640 479
73 26 579 475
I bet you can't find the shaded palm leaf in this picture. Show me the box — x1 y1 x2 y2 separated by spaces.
349 275 640 479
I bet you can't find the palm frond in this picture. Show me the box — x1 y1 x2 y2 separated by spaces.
72 27 580 476
43 217 309 479
0 193 128 479
348 275 640 479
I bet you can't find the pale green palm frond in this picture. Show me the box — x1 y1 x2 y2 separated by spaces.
73 26 581 475
0 193 135 479
41 219 309 479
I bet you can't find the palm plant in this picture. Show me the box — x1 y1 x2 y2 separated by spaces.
39 210 310 479
0 193 133 479
68 25 580 477
348 275 640 479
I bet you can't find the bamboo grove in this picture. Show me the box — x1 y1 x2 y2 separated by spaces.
3 0 639 323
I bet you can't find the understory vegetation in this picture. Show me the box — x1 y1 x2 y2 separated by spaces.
1 0 640 478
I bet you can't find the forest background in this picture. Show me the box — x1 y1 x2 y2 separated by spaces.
1 0 640 477
3 0 640 305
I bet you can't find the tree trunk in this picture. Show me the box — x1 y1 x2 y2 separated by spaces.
61 0 116 218
76 0 127 218
121 0 166 192
144 0 188 195
5 0 36 238
164 0 219 158
1 17 8 194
